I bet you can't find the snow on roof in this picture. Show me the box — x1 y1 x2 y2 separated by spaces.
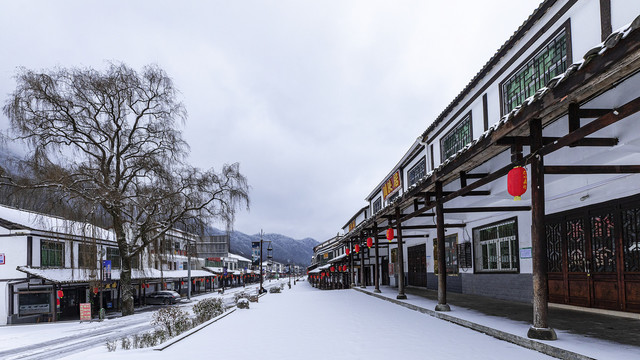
203 266 224 274
228 253 251 262
0 203 113 241
329 253 348 263
16 267 215 284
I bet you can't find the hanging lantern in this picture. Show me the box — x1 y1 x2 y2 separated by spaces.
355 244 360 253
386 228 394 241
56 298 60 306
366 237 373 248
330 266 335 272
507 166 527 200
93 287 99 294
345 248 350 256
57 290 64 298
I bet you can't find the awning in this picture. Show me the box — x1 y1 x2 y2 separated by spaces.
329 253 348 263
17 266 214 284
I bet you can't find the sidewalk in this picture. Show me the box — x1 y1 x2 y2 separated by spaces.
354 285 640 360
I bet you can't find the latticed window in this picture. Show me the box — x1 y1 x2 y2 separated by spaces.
372 197 382 213
78 243 97 268
473 219 518 272
41 240 64 267
502 29 568 114
591 212 616 273
622 207 640 272
107 247 121 269
440 114 472 162
408 158 426 186
546 222 562 272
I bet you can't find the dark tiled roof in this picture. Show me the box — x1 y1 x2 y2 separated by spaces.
0 217 28 230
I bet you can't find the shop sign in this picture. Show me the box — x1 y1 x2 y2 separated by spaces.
0 253 4 265
19 303 49 315
348 220 356 232
80 303 91 321
382 170 401 200
251 242 260 265
520 247 532 259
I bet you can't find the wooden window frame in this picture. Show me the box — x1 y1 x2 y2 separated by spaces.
440 111 473 163
41 240 65 268
473 217 520 274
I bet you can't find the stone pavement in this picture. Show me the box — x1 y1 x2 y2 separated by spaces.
354 285 640 360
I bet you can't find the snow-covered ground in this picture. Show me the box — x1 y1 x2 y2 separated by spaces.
4 279 638 359
62 280 557 360
0 283 266 359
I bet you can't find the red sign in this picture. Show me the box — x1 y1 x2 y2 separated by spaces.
382 170 401 200
80 303 92 321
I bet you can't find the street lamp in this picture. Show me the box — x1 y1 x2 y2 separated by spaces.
98 248 105 320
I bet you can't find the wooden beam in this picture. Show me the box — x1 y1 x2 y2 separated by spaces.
544 165 640 174
401 234 432 239
380 224 465 231
579 108 612 118
496 136 618 147
443 206 531 213
423 191 491 197
539 96 640 156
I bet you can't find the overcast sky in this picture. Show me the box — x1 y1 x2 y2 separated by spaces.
0 0 542 241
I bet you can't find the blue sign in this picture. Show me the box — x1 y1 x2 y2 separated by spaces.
251 241 260 265
103 260 112 281
223 266 228 276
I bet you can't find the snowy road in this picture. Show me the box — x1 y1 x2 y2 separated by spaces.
61 281 555 360
0 284 268 360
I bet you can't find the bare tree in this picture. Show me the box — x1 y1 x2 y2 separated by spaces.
3 63 249 315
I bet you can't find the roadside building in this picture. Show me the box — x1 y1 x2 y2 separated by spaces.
313 0 640 339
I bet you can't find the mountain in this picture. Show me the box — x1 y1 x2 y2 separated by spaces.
207 227 319 267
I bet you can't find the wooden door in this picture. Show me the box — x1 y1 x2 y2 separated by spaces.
407 244 427 287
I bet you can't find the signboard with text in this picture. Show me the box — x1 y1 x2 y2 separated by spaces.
80 303 92 321
0 253 5 265
103 260 112 281
382 170 401 200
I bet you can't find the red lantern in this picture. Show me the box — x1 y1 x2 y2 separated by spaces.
366 237 373 248
57 290 64 298
56 298 60 306
93 287 99 294
355 244 360 253
345 248 350 256
330 266 335 272
507 166 527 200
386 228 394 241
181 281 184 285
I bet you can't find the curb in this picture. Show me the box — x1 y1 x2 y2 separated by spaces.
354 288 595 360
155 308 237 351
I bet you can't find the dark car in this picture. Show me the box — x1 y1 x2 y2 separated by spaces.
145 291 182 305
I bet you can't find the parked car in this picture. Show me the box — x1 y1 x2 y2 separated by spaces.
145 291 182 305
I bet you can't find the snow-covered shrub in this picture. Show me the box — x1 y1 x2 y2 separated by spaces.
192 297 224 324
120 337 131 350
152 307 191 337
106 340 117 352
234 292 249 302
237 298 250 309
269 286 281 293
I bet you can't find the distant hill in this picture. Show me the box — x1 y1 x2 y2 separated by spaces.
207 227 318 267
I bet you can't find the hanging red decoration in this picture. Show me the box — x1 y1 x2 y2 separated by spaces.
57 290 64 298
93 287 99 294
56 298 60 306
181 281 184 285
355 244 360 253
330 266 335 272
366 237 373 248
507 166 527 200
345 248 350 256
386 228 394 241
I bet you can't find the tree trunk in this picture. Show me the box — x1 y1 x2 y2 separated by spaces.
113 214 135 316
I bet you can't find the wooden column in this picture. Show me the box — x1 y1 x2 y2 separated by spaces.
374 221 381 293
527 118 557 340
349 239 355 288
359 233 366 288
435 181 451 311
395 207 407 299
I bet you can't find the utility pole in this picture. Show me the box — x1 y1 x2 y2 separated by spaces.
187 240 192 300
259 229 264 294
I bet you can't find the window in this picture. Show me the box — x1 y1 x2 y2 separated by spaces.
473 218 519 272
502 28 568 114
440 113 472 162
78 243 97 268
107 247 121 269
433 234 458 274
372 197 382 213
407 158 426 186
41 240 64 267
